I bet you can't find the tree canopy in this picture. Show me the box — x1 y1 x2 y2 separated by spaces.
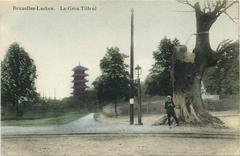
145 37 179 96
1 42 37 115
93 47 129 105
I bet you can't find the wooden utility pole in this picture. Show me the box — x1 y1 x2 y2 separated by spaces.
129 8 134 125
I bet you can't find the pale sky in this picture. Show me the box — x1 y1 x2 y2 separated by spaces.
0 0 238 99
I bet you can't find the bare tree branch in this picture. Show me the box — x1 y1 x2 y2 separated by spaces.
223 11 238 23
203 0 212 13
216 0 238 17
176 0 196 9
213 0 226 14
210 0 217 10
216 39 233 52
177 0 238 25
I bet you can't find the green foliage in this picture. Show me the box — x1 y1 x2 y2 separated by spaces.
1 43 38 115
61 89 99 111
93 47 129 104
2 89 98 120
145 37 180 96
145 69 172 96
204 41 239 95
153 37 180 70
2 112 86 126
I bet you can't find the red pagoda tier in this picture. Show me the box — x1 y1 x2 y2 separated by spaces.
72 64 89 96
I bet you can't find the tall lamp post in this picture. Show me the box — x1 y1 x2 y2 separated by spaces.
135 64 143 125
129 8 135 125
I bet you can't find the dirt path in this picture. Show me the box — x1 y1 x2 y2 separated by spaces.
2 134 239 156
2 111 239 135
2 113 170 135
99 111 240 126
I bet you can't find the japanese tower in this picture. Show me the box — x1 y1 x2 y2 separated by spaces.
72 64 88 96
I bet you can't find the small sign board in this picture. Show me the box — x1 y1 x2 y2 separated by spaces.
129 98 134 104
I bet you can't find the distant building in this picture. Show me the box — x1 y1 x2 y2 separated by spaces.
72 64 88 96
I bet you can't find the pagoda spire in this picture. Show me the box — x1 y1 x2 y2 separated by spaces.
72 64 88 96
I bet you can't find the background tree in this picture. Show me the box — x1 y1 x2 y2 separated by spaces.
145 37 179 96
203 41 239 95
1 43 37 116
93 47 129 117
166 0 239 125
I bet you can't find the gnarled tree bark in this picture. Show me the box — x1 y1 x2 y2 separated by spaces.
155 0 238 127
173 1 237 126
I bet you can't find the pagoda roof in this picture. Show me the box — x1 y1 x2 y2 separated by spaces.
72 73 89 77
72 84 88 88
72 65 88 71
72 79 88 83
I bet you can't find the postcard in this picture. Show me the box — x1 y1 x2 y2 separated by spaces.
1 0 239 155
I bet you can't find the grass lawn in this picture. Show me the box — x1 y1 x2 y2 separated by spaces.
1 112 86 127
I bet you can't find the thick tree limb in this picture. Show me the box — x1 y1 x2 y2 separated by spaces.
213 0 227 14
207 40 236 67
216 39 234 53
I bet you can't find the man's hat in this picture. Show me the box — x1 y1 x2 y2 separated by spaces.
167 95 171 98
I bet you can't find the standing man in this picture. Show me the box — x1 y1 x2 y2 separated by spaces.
165 95 179 126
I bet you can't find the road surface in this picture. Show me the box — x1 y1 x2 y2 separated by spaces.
2 113 239 155
2 134 240 156
2 113 239 139
2 113 171 135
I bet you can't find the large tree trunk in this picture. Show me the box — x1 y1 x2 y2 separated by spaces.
173 78 202 123
170 4 224 126
171 45 224 126
114 98 118 118
13 97 17 114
